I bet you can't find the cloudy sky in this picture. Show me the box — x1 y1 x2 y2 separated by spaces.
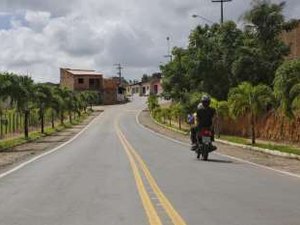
0 0 299 83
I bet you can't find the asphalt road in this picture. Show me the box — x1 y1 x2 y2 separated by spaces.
0 96 300 225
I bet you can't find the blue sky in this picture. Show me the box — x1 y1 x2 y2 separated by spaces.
0 14 13 30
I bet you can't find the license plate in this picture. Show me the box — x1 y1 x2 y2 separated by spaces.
202 136 211 144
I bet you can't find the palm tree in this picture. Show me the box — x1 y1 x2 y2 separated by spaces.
10 75 35 139
0 73 11 138
85 91 98 110
170 103 185 130
228 82 274 144
54 87 70 125
35 84 53 133
50 89 63 129
72 94 82 119
66 90 75 123
274 59 300 118
211 99 229 138
147 95 159 113
79 92 89 113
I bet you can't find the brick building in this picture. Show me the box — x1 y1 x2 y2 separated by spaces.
60 68 119 105
281 23 300 60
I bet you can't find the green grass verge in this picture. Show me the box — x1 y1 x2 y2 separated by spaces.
219 135 249 145
0 113 90 151
219 135 300 156
253 143 300 155
152 113 300 156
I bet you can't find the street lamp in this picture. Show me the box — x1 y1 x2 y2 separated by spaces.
192 14 215 25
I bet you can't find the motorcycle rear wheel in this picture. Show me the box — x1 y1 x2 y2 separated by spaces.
197 148 201 159
202 145 209 161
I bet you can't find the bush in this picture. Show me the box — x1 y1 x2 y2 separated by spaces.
153 107 162 122
147 95 159 112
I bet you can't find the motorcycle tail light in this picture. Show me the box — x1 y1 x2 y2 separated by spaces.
200 129 212 136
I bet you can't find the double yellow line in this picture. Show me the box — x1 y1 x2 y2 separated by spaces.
115 123 187 225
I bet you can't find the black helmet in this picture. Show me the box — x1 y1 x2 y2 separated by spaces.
201 95 210 107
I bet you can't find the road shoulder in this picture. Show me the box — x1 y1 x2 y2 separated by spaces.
0 111 102 175
138 110 300 176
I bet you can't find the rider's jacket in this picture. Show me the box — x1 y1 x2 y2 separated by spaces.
196 106 216 129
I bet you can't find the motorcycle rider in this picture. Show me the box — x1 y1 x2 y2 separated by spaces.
191 95 217 151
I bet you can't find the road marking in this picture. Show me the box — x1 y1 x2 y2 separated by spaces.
0 113 104 180
116 120 187 225
135 110 300 180
116 128 162 225
118 131 187 225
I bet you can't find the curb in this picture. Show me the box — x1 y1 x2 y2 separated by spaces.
216 139 300 160
149 111 300 161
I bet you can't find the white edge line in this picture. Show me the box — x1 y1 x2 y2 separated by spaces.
0 112 104 180
135 110 300 179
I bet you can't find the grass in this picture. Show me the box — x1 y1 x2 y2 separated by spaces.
152 111 300 156
219 135 249 145
219 135 300 156
254 143 300 155
0 113 90 151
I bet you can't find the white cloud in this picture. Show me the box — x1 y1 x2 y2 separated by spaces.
0 0 299 83
24 11 51 31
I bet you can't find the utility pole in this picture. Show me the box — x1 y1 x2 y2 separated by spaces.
211 0 232 24
164 36 172 62
114 63 123 85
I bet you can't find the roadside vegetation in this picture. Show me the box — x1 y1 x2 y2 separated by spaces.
0 72 100 149
148 1 300 154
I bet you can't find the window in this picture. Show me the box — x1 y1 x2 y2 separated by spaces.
89 79 100 89
154 85 158 94
78 78 84 84
89 79 95 85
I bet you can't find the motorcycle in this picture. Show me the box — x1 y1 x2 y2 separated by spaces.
196 128 214 160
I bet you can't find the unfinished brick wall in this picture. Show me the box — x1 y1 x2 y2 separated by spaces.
102 79 118 105
60 68 74 90
220 112 300 143
281 24 300 60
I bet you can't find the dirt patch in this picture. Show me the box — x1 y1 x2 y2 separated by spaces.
0 111 101 174
139 110 300 175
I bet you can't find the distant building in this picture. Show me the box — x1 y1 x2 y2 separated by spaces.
151 78 163 95
126 82 142 96
60 68 121 105
141 81 151 96
281 22 300 60
126 76 163 97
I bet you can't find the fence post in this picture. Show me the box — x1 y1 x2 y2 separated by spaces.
13 113 16 133
0 113 2 139
8 112 12 134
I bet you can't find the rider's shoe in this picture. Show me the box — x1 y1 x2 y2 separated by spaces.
210 145 217 151
191 144 197 151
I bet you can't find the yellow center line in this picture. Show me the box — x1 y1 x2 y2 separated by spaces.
115 119 187 225
116 128 163 225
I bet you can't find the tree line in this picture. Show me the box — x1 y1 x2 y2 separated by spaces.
0 72 99 139
158 1 300 144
